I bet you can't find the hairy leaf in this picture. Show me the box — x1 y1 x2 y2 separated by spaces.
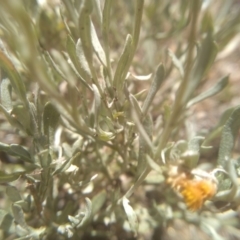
218 106 240 168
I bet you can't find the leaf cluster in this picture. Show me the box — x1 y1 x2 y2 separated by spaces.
0 0 240 239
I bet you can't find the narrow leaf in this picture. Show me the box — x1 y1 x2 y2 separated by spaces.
130 73 152 81
184 32 218 103
0 78 12 111
102 0 112 40
137 115 153 177
182 137 204 168
113 34 133 93
203 107 235 147
117 0 144 84
131 110 153 151
0 142 10 152
92 84 101 127
188 136 205 152
12 204 29 231
102 0 112 64
218 106 240 168
92 190 107 215
76 38 92 81
6 186 22 202
142 63 165 115
66 35 90 88
79 0 97 81
76 198 92 228
90 21 107 66
0 47 27 105
0 171 22 183
0 104 25 131
187 75 229 107
122 196 138 236
0 213 13 232
132 0 144 49
15 200 30 212
129 94 142 116
66 35 79 68
11 105 32 135
50 50 76 86
52 152 81 176
43 102 60 144
9 144 32 162
146 155 162 173
44 51 66 80
28 101 39 137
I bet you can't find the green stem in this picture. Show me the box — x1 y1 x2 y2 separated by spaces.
155 0 201 160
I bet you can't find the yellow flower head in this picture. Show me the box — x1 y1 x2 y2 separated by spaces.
167 166 217 211
179 178 217 211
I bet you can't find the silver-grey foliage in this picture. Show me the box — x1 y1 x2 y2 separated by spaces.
0 0 239 239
